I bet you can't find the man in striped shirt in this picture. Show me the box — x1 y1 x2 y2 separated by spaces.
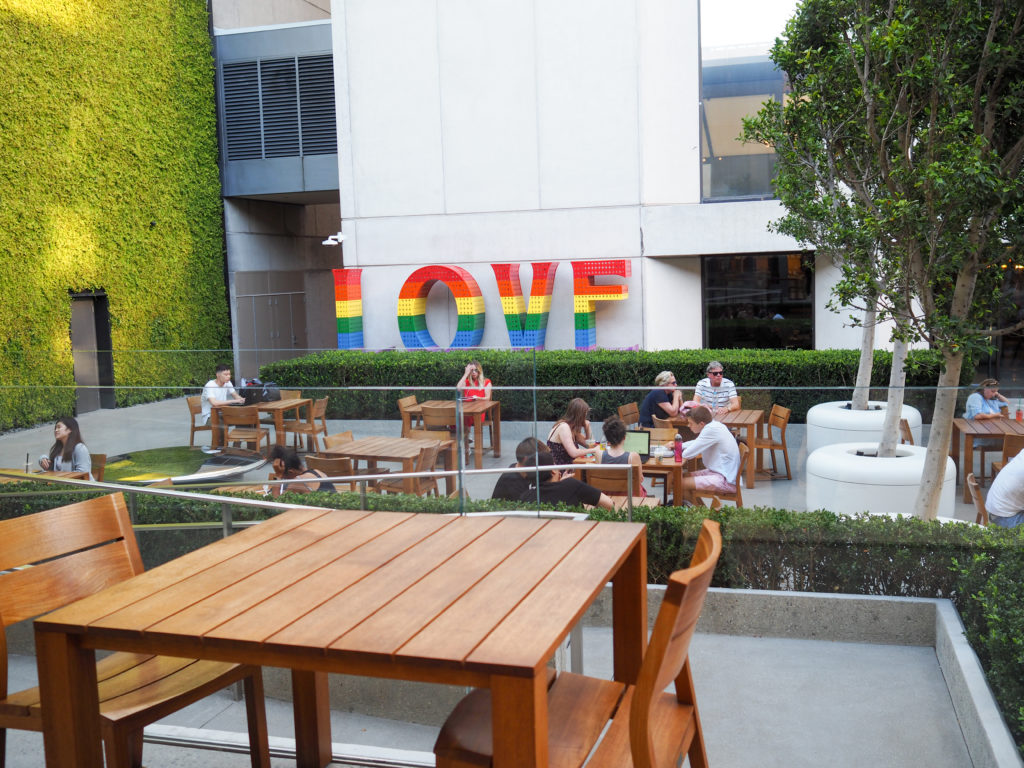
693 361 739 417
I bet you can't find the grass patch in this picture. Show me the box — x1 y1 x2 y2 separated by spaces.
106 447 209 481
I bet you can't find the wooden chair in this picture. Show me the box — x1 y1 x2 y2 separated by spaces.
186 395 212 447
991 434 1024 477
322 430 355 452
0 494 271 768
90 453 106 482
753 404 792 480
652 414 674 430
696 442 749 508
434 519 722 768
967 473 989 526
408 429 449 472
617 402 639 428
219 405 271 452
303 455 354 492
645 427 677 445
379 442 440 498
899 417 914 445
583 462 659 510
398 395 423 437
283 397 329 452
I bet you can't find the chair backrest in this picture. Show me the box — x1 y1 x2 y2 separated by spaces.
305 455 353 477
768 404 792 434
1001 434 1024 462
967 473 989 526
646 427 677 444
421 404 457 430
408 428 449 443
397 395 418 412
899 418 914 445
323 431 355 452
734 442 749 488
630 519 722 767
311 397 328 420
0 494 142 628
585 462 643 496
187 395 202 419
618 402 640 426
279 389 301 400
220 405 259 427
415 442 440 474
651 415 673 429
90 453 107 482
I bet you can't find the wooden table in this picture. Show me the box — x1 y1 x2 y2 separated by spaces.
406 399 502 469
951 417 1024 501
326 436 457 495
0 468 89 483
211 398 312 448
672 409 764 489
35 508 647 768
574 454 686 506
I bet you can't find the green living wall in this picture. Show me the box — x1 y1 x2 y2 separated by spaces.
0 0 229 430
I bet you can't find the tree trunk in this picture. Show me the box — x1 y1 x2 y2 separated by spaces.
913 351 963 520
876 337 907 458
851 308 876 411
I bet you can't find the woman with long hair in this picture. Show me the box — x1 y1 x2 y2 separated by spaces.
456 360 491 401
599 415 646 495
546 397 595 467
39 416 92 478
267 445 335 495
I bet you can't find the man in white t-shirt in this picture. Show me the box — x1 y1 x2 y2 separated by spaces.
201 364 244 447
986 451 1024 528
674 405 740 504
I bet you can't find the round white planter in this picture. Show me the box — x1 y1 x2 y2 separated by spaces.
806 442 955 518
806 400 922 454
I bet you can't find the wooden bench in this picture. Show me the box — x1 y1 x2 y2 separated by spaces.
0 493 270 768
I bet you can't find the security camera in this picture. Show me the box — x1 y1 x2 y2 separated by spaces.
322 231 346 246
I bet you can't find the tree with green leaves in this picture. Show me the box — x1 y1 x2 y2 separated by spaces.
745 0 1024 519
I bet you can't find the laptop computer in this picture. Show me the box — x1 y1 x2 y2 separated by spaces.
623 430 651 461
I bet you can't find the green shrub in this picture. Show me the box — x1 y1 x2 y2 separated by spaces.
259 348 969 424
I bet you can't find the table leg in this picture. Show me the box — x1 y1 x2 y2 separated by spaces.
473 414 484 470
492 402 502 458
443 441 456 496
36 629 103 768
403 457 416 494
291 670 332 768
274 410 287 447
962 434 975 503
611 535 647 684
490 672 549 768
211 408 224 449
744 424 757 489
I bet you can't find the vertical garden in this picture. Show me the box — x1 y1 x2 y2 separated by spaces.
0 0 228 429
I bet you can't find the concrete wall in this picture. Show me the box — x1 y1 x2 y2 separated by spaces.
212 0 330 30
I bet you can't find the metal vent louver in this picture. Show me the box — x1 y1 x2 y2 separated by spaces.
298 55 337 155
222 61 261 161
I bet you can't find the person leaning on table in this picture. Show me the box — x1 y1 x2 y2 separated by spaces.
694 360 740 417
985 450 1024 529
638 370 684 427
964 378 1009 420
517 451 614 511
491 437 549 501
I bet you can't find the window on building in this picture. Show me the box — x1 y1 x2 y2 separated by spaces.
702 252 813 349
700 56 785 201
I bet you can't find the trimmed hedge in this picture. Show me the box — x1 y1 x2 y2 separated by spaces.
0 1 231 429
259 347 972 423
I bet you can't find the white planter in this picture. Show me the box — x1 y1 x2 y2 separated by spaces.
806 443 956 519
806 400 922 454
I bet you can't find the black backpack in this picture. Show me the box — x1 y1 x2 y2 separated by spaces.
261 381 281 402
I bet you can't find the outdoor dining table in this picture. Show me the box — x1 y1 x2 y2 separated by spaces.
672 408 764 489
324 435 457 495
574 453 686 506
405 399 502 469
951 416 1024 502
0 468 89 482
34 506 647 768
210 397 312 448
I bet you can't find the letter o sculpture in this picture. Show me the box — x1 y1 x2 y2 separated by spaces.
397 266 485 349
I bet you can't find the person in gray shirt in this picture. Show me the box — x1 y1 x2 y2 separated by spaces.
39 416 93 479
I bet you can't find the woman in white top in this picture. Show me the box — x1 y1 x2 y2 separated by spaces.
39 417 93 479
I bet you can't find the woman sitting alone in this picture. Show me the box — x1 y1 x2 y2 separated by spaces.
39 416 93 479
268 445 336 495
599 415 647 497
546 397 595 467
456 360 492 401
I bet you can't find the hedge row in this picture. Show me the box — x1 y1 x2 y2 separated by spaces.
2 487 1018 753
259 347 973 424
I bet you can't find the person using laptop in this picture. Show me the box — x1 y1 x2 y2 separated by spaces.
598 416 647 496
201 364 245 449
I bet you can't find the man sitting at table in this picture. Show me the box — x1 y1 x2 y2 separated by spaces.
201 363 245 449
693 361 739 417
491 437 549 501
985 450 1024 528
518 452 614 510
674 405 740 505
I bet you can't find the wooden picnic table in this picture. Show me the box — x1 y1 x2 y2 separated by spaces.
951 417 1024 502
210 398 312 448
672 408 764 489
35 507 647 768
404 399 502 469
324 435 456 496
